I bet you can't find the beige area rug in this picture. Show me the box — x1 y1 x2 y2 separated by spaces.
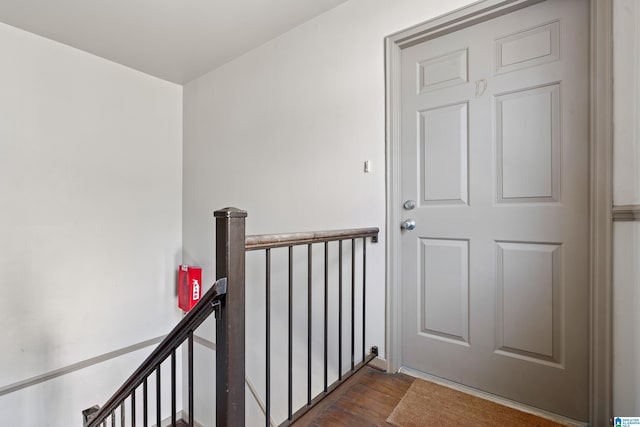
386 378 570 427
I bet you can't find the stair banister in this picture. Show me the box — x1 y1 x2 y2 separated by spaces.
214 207 247 426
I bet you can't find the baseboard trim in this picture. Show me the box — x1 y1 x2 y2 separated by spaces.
246 375 277 427
398 366 588 427
191 335 277 425
369 356 387 371
0 335 165 397
158 410 204 427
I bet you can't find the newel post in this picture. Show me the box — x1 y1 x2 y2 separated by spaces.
215 207 247 426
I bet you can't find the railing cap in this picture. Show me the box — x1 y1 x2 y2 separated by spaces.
245 227 379 250
214 207 248 218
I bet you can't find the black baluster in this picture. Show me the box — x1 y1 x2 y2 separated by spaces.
338 240 343 380
143 378 148 427
351 238 355 371
131 389 136 427
188 331 194 426
171 349 176 426
307 243 312 405
288 245 293 421
323 242 328 392
156 367 161 427
266 248 271 427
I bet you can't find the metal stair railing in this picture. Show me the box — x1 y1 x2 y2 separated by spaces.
82 208 379 427
83 208 246 427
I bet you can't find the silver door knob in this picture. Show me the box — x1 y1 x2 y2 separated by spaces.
401 219 416 230
403 200 416 210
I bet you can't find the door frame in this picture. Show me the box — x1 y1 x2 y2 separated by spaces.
384 0 613 425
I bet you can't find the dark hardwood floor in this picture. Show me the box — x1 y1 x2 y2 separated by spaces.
175 367 568 426
294 367 415 426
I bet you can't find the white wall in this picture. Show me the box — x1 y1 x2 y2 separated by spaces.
182 0 475 424
0 345 183 427
613 0 640 417
0 22 183 425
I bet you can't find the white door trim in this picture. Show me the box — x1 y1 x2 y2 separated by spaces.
384 1 613 426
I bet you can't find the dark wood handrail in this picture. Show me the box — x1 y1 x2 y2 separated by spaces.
245 227 379 251
85 279 227 427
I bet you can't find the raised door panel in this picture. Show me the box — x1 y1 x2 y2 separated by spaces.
496 84 560 203
418 49 468 93
495 241 563 366
420 238 469 345
495 21 560 74
420 103 469 205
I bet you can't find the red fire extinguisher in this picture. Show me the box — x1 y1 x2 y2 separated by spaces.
178 265 202 312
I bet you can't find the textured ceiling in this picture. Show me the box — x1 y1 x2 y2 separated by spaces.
0 0 348 84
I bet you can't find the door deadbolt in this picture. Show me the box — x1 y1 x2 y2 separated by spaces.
403 200 416 210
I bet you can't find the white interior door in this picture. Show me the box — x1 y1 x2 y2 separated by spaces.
399 0 590 421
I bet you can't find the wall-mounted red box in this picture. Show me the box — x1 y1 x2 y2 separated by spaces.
178 265 202 312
